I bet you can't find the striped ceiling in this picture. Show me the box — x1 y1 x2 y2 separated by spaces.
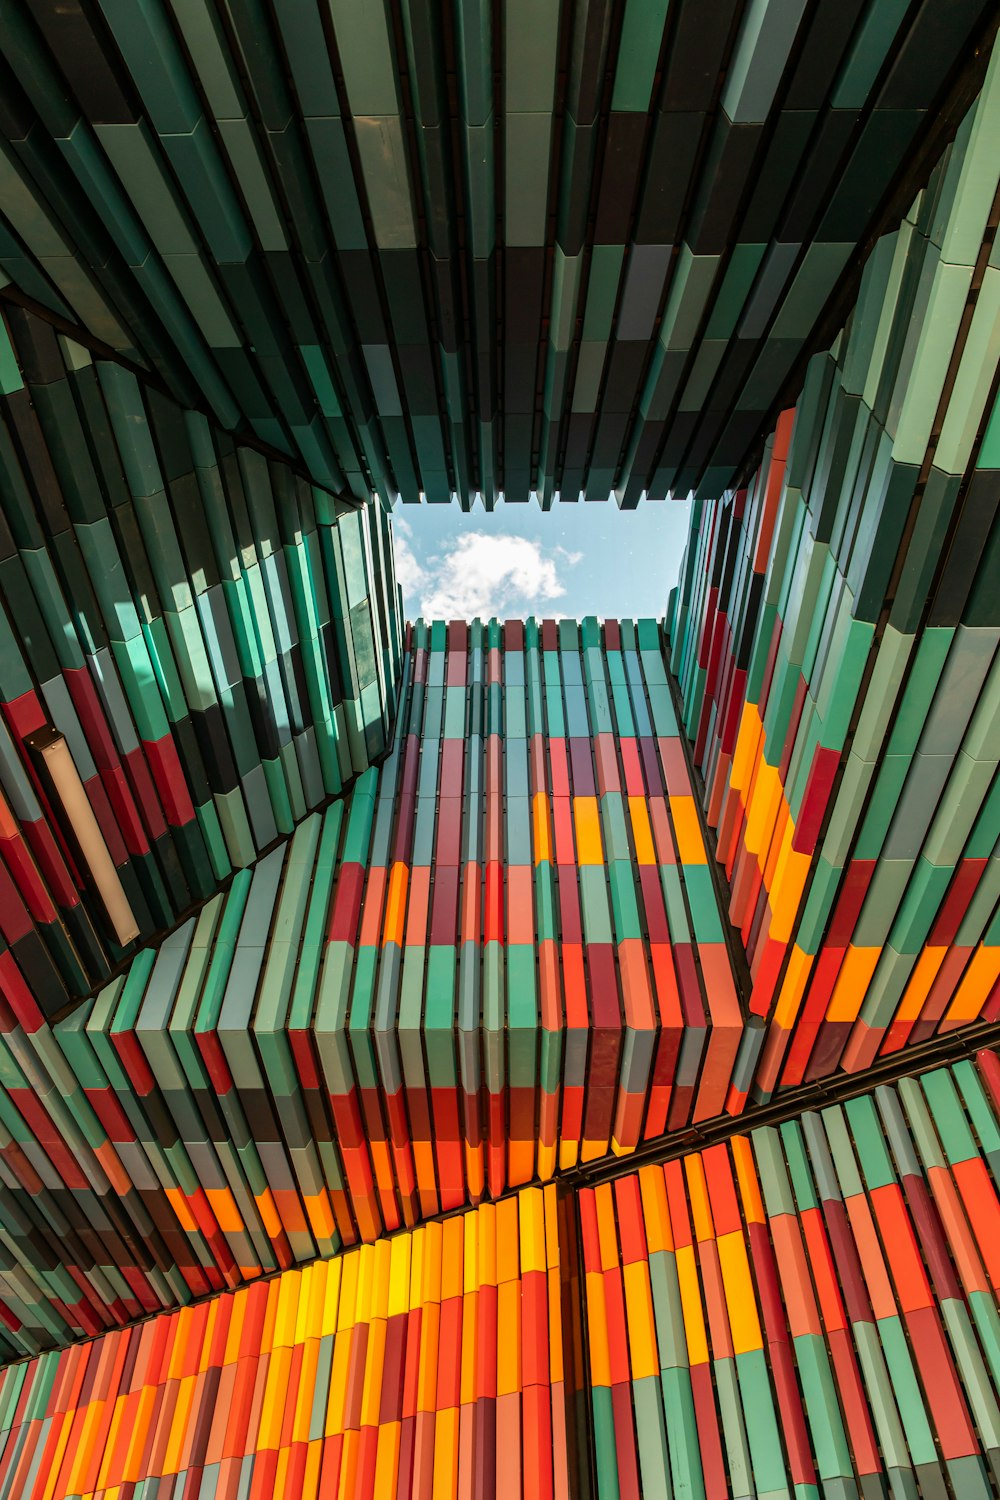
0 0 995 506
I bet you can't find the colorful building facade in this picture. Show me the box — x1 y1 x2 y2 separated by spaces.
0 1 999 1495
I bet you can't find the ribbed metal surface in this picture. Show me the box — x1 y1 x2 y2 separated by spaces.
0 0 994 504
0 1050 997 1497
0 303 402 1016
666 53 1000 1100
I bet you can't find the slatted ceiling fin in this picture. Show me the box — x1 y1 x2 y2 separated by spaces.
0 0 996 501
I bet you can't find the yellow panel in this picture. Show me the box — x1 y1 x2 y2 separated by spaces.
163 1371 197 1474
294 1338 321 1445
573 796 604 864
675 1246 709 1365
274 1268 301 1349
762 801 789 888
354 1244 375 1330
321 1259 342 1339
337 1428 360 1500
261 1276 281 1354
594 1183 620 1272
66 1402 101 1493
326 1325 351 1436
743 761 782 858
683 1156 714 1244
304 1191 336 1243
627 796 656 864
123 1386 157 1483
388 1232 412 1319
623 1261 659 1380
305 1261 328 1343
373 1421 401 1497
382 861 409 946
464 1209 479 1293
826 946 881 1022
165 1187 197 1234
373 1240 393 1322
416 1302 441 1413
496 1279 522 1395
729 704 762 792
304 1438 323 1498
731 1137 765 1225
199 1300 220 1373
533 792 552 864
947 944 1000 1022
168 1305 194 1380
559 1137 580 1173
432 1405 460 1497
773 945 813 1031
770 845 810 943
639 1165 673 1253
717 1232 763 1354
48 1416 81 1500
422 1221 444 1306
295 1263 317 1346
256 1188 282 1240
477 1203 498 1288
224 1287 249 1365
496 1197 521 1284
584 1270 611 1387
258 1348 291 1451
897 945 946 1021
461 1286 479 1404
413 1141 436 1186
740 730 766 819
438 1218 464 1302
360 1316 387 1429
336 1253 360 1335
466 1139 485 1201
669 796 707 864
409 1227 426 1311
205 1186 243 1234
96 1397 127 1490
519 1187 547 1275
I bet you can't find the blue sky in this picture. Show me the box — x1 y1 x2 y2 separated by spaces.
392 497 691 623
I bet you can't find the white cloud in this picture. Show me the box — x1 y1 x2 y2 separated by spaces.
391 517 428 599
392 518 581 620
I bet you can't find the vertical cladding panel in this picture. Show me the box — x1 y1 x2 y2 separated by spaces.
0 617 743 1344
666 62 1000 1104
0 1186 573 1499
580 1047 1000 1499
0 307 401 1013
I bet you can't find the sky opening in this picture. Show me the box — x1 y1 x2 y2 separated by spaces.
393 497 691 622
